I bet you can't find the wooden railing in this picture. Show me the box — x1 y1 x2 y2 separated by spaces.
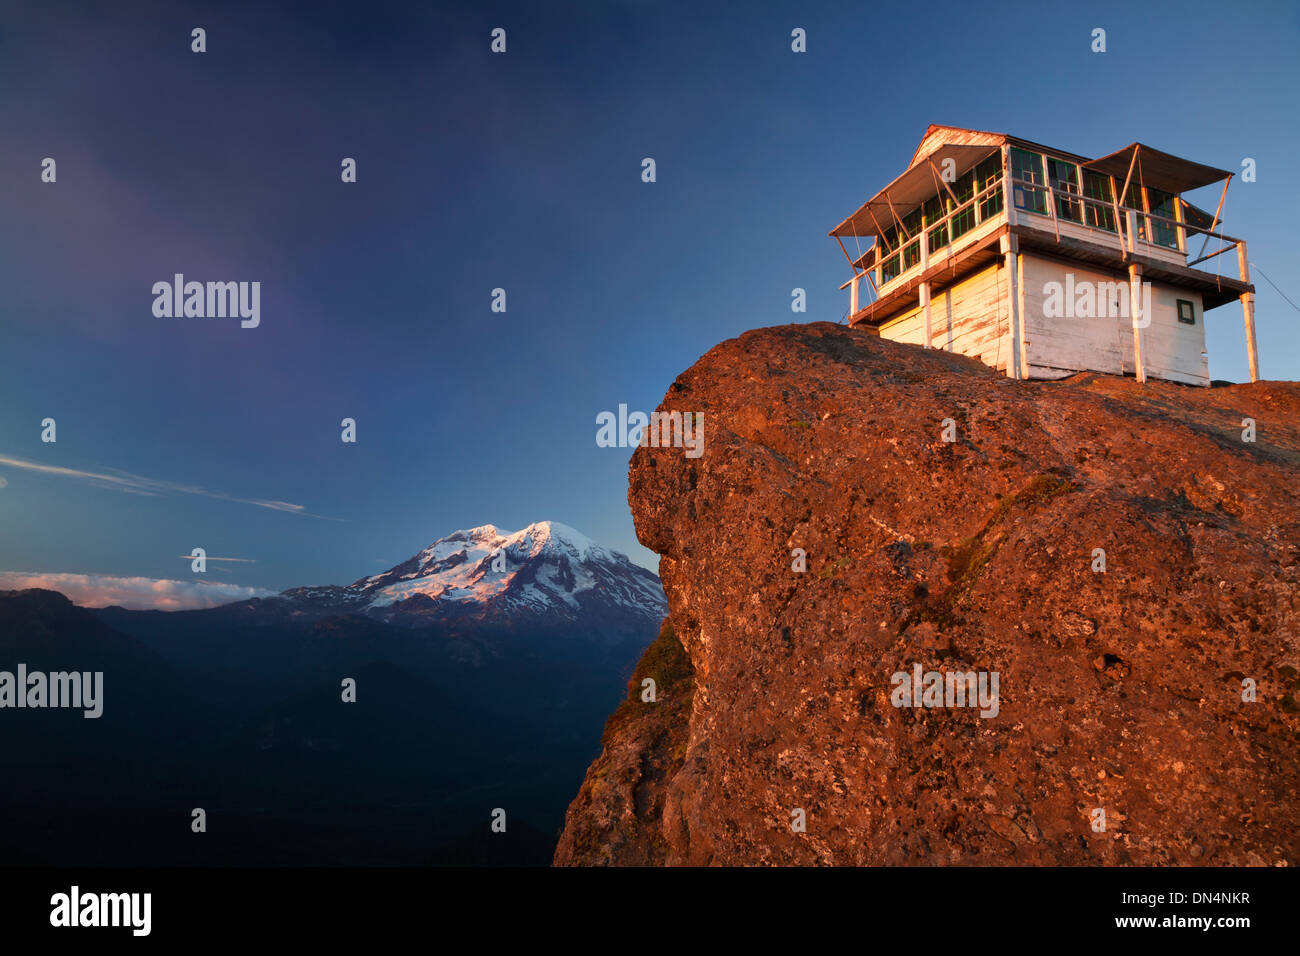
1008 177 1248 281
842 172 1248 321
867 178 1005 276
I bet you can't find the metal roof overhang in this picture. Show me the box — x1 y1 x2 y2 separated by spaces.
829 143 1000 239
1083 143 1232 194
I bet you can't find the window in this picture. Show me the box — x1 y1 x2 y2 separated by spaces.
1176 299 1196 325
877 224 901 283
1047 158 1083 223
893 207 922 271
1147 188 1179 248
976 154 1004 219
953 170 975 204
948 170 976 238
901 207 924 241
924 194 948 249
1082 170 1116 231
1011 147 1045 184
1010 147 1047 215
950 201 975 239
1120 182 1148 241
901 239 920 270
880 252 900 284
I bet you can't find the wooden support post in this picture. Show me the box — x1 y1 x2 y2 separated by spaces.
1238 241 1259 382
1001 234 1021 379
1241 292 1259 383
919 227 931 348
1110 175 1126 258
1128 262 1146 384
849 274 859 316
1002 146 1016 227
1017 251 1028 379
919 282 932 349
1118 147 1139 220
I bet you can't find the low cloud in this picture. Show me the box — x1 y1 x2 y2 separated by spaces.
0 571 277 611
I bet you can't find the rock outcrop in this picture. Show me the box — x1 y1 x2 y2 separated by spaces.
555 322 1300 866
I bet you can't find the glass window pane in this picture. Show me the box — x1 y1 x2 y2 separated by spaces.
1011 147 1044 185
1048 158 1082 223
1147 188 1179 247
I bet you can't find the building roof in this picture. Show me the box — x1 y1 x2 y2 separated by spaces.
829 142 999 239
1083 143 1233 194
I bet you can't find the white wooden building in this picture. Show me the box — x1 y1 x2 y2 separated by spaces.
830 126 1259 385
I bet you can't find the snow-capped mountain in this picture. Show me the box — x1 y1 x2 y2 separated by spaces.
280 521 666 636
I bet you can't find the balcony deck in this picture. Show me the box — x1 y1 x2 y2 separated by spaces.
848 179 1253 326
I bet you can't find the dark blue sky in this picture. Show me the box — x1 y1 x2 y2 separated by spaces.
2 0 1297 603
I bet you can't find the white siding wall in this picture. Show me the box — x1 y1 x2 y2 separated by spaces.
875 253 1210 386
1019 254 1209 386
878 264 1014 374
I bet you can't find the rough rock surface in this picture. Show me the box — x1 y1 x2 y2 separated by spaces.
555 322 1300 866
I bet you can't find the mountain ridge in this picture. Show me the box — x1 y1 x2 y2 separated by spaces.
0 521 665 865
276 520 665 635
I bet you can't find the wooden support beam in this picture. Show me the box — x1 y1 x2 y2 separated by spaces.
1195 174 1231 262
1117 148 1140 255
1016 250 1028 379
1186 243 1236 268
835 235 854 268
919 282 932 349
866 205 889 240
1001 145 1017 227
919 223 931 348
1241 292 1259 383
1000 234 1021 379
927 159 961 207
885 194 911 240
1109 174 1127 259
1118 147 1139 218
1238 240 1258 382
1129 262 1146 384
865 206 890 287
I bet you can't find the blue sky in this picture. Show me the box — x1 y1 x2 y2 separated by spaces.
1 0 1297 603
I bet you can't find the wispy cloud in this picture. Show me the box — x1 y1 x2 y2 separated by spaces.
0 454 337 518
0 571 276 611
176 555 258 563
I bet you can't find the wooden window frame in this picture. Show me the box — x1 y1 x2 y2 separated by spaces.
1010 147 1048 216
1047 157 1084 224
